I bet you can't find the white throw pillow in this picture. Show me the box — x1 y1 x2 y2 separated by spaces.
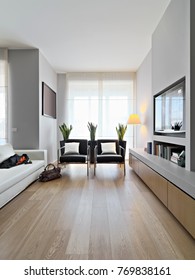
101 142 116 154
65 142 80 154
0 143 15 163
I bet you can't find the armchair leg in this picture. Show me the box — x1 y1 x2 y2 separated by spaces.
87 161 89 176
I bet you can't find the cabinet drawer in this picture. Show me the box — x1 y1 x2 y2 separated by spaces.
139 161 168 206
168 182 195 238
129 153 133 167
153 172 168 207
132 156 139 175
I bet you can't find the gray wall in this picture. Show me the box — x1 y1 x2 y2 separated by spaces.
136 50 152 148
8 49 39 149
8 49 57 163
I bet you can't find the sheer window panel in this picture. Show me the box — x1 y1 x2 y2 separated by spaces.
67 97 99 138
65 72 136 153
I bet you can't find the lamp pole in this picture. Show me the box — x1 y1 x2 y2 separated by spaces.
127 114 141 149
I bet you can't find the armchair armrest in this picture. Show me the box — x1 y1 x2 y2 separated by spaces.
57 145 66 163
87 145 90 162
94 145 98 162
119 145 125 159
14 149 47 166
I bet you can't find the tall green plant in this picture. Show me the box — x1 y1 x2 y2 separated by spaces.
116 123 127 141
87 122 97 141
59 123 73 140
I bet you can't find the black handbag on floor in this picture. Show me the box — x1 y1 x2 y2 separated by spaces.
39 164 61 182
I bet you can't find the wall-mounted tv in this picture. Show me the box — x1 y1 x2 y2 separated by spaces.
42 82 56 119
154 77 185 137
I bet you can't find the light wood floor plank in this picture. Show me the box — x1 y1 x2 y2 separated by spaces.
0 163 194 260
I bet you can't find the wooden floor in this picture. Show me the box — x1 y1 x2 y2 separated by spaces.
0 163 194 260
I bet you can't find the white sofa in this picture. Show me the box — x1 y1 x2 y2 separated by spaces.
0 145 47 208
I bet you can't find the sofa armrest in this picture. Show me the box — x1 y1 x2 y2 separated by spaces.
14 149 47 166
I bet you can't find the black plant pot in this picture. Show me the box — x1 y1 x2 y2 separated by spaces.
88 140 97 163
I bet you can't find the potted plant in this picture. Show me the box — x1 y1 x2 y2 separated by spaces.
87 122 97 163
116 123 127 141
116 123 127 159
59 123 73 140
87 122 97 141
171 121 183 131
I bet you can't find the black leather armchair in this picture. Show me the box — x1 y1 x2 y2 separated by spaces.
94 139 126 175
58 139 90 176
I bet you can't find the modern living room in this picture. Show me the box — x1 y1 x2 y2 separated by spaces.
0 0 195 270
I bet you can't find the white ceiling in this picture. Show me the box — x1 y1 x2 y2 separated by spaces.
0 0 170 73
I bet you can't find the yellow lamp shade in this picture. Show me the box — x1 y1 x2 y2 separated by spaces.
127 114 141 125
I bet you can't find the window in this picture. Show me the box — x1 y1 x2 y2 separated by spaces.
0 49 8 144
65 72 135 148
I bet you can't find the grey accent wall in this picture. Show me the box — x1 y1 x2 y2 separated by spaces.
136 50 152 148
8 49 57 163
8 49 39 149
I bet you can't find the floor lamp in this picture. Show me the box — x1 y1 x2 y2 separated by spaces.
127 114 141 148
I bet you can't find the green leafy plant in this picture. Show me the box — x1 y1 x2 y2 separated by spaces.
59 123 73 140
116 123 127 141
87 122 97 141
171 121 182 131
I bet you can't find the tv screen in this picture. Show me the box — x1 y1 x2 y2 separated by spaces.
42 82 56 119
154 77 185 136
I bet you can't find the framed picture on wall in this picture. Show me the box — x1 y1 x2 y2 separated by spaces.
42 82 56 119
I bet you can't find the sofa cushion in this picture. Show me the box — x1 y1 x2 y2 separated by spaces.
0 144 15 163
0 160 44 194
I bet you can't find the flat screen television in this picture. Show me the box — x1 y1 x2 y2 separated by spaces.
154 77 185 137
42 82 56 119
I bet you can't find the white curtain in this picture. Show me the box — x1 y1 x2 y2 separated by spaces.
65 72 136 149
0 49 8 144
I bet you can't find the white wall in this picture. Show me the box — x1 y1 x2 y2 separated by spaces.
152 0 191 170
190 0 195 170
57 74 67 145
152 0 189 94
39 52 57 163
136 50 152 148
